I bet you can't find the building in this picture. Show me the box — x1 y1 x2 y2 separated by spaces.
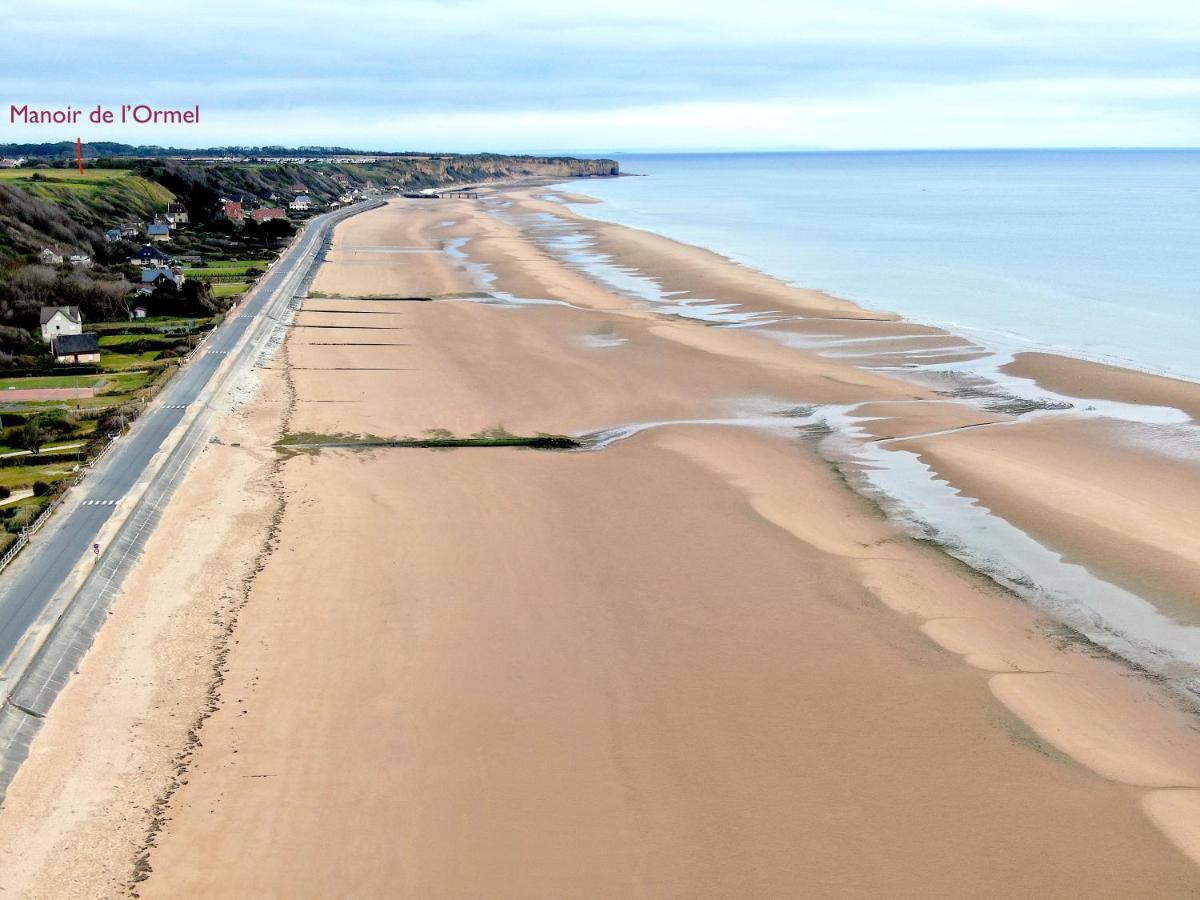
40 247 64 265
140 266 184 290
0 158 24 168
147 222 171 242
289 182 307 194
166 202 189 225
132 307 147 319
119 222 143 238
68 254 92 268
222 200 244 222
104 228 122 243
130 244 169 264
250 207 286 223
40 306 83 343
52 333 101 365
288 194 311 211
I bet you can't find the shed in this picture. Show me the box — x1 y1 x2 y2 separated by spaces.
52 332 100 364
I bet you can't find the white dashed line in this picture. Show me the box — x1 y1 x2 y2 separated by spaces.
163 404 189 410
82 499 119 506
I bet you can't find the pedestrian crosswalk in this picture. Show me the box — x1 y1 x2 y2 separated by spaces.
209 350 230 356
82 499 119 506
163 404 189 410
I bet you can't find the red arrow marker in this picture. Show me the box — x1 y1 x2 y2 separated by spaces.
76 137 83 174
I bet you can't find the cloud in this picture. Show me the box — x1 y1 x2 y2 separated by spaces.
2 0 1198 149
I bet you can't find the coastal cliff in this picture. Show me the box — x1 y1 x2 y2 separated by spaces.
341 154 619 189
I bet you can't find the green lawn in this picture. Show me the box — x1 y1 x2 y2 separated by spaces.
98 371 153 394
183 258 270 276
99 351 161 372
212 281 250 299
0 374 104 391
0 368 154 394
99 333 174 347
0 462 76 490
90 317 212 334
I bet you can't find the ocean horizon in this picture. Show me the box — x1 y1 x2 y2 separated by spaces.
569 148 1200 381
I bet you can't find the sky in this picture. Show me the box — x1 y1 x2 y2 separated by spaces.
3 0 1199 152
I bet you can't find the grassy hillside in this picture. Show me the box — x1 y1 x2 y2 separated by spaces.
0 169 174 231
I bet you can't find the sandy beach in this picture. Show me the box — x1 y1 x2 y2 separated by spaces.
3 188 1200 897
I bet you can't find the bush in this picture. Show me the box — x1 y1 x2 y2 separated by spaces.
31 480 51 497
0 486 10 500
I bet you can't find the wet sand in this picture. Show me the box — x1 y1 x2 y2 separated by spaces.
3 192 1200 897
1005 351 1200 422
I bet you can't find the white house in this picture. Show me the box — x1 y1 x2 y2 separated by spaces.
68 254 92 268
40 247 64 265
147 222 171 242
288 194 311 211
39 305 83 343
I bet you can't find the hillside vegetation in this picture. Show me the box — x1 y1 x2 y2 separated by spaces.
0 148 618 365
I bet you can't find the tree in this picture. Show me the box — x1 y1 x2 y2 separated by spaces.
14 419 47 455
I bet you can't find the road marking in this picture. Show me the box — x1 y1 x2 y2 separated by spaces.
163 404 189 410
209 350 230 355
82 499 119 506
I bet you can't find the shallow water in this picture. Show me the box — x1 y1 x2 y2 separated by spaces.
565 149 1200 381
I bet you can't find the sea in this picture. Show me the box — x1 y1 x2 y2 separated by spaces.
567 149 1200 381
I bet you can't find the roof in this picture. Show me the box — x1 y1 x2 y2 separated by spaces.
132 245 168 259
147 223 170 235
141 267 175 283
251 207 286 221
53 333 99 355
40 305 82 325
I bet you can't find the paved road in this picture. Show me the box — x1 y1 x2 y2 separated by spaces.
0 201 377 676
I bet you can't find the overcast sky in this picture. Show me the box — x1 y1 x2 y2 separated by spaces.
3 0 1199 152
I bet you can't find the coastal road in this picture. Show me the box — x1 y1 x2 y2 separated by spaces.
0 200 379 690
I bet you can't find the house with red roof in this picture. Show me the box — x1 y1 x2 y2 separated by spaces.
250 207 286 223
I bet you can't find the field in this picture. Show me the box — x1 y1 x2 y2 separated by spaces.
182 259 270 277
0 373 105 391
90 316 213 334
180 259 267 302
211 282 250 299
0 168 174 209
0 169 130 184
